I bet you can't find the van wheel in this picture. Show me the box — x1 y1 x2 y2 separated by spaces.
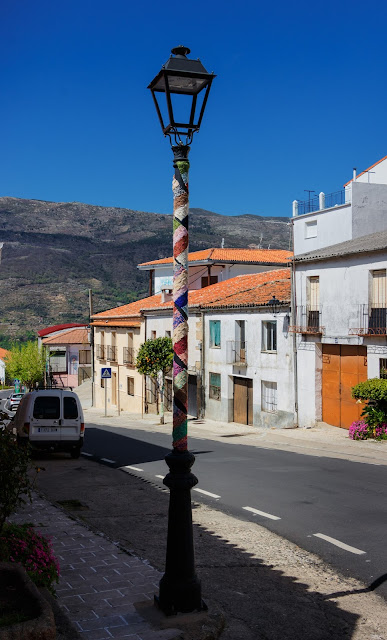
70 447 81 459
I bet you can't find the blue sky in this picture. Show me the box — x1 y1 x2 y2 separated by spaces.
2 0 387 218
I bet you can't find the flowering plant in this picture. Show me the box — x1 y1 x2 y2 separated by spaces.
348 421 370 440
0 522 60 594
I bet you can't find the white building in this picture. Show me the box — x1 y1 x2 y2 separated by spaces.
291 156 387 429
0 347 9 385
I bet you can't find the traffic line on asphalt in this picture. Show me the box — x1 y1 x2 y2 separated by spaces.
313 533 366 555
81 452 93 457
155 475 164 479
243 506 281 521
100 458 116 464
121 465 144 472
193 488 221 499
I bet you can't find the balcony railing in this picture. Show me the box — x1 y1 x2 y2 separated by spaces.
123 347 136 366
349 304 387 336
294 189 347 216
227 341 247 365
288 306 325 335
107 345 117 362
96 344 105 360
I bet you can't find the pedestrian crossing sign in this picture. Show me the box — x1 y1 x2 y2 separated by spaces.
101 368 112 379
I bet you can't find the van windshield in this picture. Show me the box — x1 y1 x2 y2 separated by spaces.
64 397 78 419
33 396 60 420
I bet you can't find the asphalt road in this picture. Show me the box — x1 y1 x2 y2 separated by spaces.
81 421 387 600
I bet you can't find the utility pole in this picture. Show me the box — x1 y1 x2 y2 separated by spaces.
89 289 94 407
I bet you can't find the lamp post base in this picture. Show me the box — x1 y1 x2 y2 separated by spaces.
155 449 206 615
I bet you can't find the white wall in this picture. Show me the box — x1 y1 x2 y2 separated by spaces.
353 157 387 185
0 359 5 383
293 204 352 257
203 309 294 428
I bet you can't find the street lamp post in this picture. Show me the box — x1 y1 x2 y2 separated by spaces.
148 46 215 615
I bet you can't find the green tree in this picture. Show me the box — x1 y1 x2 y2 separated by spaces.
136 337 173 424
5 342 45 390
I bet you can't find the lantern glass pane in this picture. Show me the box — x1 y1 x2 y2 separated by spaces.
154 75 208 95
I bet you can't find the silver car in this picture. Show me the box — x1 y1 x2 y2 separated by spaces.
5 392 25 412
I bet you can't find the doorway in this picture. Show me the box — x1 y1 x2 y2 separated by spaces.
233 377 253 425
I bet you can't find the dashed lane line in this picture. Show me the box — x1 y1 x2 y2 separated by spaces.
81 452 93 457
155 475 164 479
120 465 144 472
243 506 281 521
100 458 116 464
193 488 221 499
313 533 366 555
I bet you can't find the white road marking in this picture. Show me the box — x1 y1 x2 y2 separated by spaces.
100 458 116 464
81 452 93 457
121 465 143 472
243 506 281 521
313 533 366 555
193 488 221 499
155 475 164 479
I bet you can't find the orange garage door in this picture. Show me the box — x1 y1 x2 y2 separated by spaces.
322 345 367 429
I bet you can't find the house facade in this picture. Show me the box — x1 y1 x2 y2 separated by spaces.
291 156 387 429
0 347 10 385
92 265 295 429
41 326 91 388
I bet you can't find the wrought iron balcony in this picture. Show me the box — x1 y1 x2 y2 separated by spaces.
106 345 117 362
227 341 247 365
288 306 325 335
349 304 387 336
123 346 136 366
96 344 105 360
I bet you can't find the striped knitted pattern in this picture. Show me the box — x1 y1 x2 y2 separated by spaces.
172 159 189 451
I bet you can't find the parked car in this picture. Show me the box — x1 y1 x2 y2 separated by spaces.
4 392 25 412
12 389 85 458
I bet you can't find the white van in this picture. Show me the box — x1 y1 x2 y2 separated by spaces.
12 389 85 458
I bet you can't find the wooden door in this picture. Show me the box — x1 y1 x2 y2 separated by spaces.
234 377 253 425
322 345 367 429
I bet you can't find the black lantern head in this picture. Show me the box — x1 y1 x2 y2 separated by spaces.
267 295 280 315
148 45 215 145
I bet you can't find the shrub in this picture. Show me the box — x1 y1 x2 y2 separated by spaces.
0 523 60 594
351 378 387 437
0 429 35 532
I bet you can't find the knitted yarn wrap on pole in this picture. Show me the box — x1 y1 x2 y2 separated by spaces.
172 145 190 451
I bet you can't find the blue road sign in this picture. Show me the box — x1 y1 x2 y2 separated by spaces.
101 367 112 379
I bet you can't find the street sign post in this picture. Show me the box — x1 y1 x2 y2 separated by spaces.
101 368 111 417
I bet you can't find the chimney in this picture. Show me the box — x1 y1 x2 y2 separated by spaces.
353 167 357 182
161 288 173 303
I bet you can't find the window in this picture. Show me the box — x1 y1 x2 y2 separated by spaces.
49 349 67 373
262 321 277 351
64 397 78 419
151 330 156 339
261 381 277 413
380 359 387 379
127 377 134 396
209 320 221 348
209 372 221 400
370 270 387 332
201 275 218 288
33 396 60 420
235 320 246 363
308 276 320 328
305 220 317 238
165 330 171 338
79 349 91 365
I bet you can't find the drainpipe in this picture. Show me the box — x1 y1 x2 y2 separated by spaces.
89 289 95 407
200 309 205 419
290 221 299 427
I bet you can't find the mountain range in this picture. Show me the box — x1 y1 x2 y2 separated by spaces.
0 197 291 343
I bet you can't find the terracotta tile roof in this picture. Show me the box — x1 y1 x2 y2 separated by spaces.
0 347 10 361
92 320 142 327
42 328 90 345
343 155 387 187
138 248 292 268
91 269 291 320
38 323 87 337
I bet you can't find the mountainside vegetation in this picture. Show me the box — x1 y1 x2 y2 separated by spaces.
0 197 291 343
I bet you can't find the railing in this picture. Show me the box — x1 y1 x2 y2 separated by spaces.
295 189 347 216
107 345 117 361
288 306 325 335
227 341 247 365
349 304 387 336
96 344 105 360
123 347 136 366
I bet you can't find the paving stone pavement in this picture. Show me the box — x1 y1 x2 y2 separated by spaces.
11 494 181 640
